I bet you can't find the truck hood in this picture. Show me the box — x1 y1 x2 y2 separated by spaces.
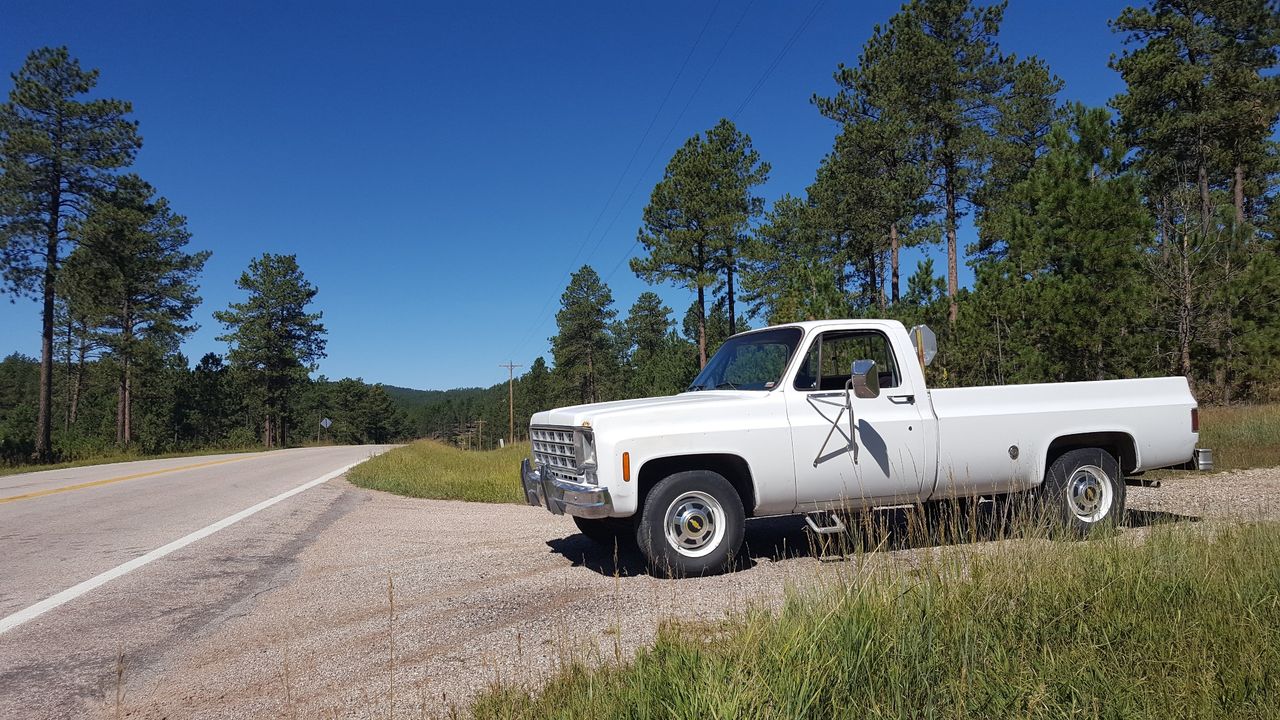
531 391 764 429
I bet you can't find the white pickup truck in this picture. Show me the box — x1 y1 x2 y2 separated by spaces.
519 319 1209 576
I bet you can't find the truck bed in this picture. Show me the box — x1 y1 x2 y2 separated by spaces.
927 376 1197 498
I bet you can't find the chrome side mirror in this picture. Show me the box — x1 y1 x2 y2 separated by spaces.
850 359 880 399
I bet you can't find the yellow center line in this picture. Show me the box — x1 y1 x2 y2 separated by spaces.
0 456 256 505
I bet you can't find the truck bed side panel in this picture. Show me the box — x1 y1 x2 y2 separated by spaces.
927 377 1196 499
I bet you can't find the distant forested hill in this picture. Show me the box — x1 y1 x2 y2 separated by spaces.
384 384 509 445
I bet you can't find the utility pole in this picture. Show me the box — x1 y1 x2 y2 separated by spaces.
499 361 522 445
475 418 485 450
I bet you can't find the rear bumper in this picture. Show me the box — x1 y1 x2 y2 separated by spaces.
520 458 614 518
1191 447 1214 471
1171 448 1215 472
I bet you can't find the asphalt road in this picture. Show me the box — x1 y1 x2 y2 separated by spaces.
0 445 393 719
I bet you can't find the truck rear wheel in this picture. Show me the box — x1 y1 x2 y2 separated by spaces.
572 516 636 546
636 470 745 578
1041 447 1125 534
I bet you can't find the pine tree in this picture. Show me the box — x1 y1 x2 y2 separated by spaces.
972 105 1154 383
809 118 934 308
0 47 141 460
516 356 554 425
52 263 103 431
623 292 672 359
682 296 749 359
819 0 1060 323
619 292 696 398
214 254 326 448
73 175 208 447
741 194 847 322
1111 0 1280 396
633 119 769 366
550 266 616 405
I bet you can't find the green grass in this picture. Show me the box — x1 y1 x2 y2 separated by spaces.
346 439 529 504
1200 403 1280 471
472 522 1280 719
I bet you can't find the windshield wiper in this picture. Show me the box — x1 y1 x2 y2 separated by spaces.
714 381 739 390
686 384 706 392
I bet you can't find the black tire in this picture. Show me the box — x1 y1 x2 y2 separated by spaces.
1039 447 1126 535
572 516 636 546
636 470 745 578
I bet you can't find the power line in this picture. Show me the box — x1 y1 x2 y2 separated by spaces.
514 0 822 361
589 0 761 282
602 0 824 288
731 0 827 121
506 1 725 361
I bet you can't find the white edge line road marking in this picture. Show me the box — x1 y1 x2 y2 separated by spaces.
0 454 379 636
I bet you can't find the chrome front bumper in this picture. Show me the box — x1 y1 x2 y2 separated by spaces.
520 458 613 518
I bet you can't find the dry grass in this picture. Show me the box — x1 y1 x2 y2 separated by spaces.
1199 403 1280 471
346 439 529 504
471 519 1280 719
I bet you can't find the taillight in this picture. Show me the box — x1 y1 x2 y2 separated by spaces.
1191 408 1199 433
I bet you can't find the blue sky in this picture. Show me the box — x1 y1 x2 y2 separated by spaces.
1 0 1129 390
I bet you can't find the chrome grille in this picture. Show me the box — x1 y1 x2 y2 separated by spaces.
531 426 579 483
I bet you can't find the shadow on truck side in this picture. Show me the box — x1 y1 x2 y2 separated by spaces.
545 504 1201 578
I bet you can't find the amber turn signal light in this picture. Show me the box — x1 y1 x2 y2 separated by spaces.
622 452 631 482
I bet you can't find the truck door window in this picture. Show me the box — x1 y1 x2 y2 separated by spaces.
793 330 901 391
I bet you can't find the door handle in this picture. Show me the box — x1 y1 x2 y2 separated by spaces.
888 394 915 404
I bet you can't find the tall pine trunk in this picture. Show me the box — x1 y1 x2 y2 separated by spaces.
124 360 132 445
696 284 707 368
116 367 126 445
1233 164 1246 227
263 375 274 448
696 240 708 368
889 223 900 304
63 316 74 433
116 310 134 447
726 255 736 337
586 351 595 404
70 337 86 426
35 185 60 463
1179 231 1194 384
945 167 959 324
1198 164 1212 238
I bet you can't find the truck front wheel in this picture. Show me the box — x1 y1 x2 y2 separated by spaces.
1041 447 1126 534
636 470 745 577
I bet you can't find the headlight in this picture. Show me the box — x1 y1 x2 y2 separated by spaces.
575 429 597 470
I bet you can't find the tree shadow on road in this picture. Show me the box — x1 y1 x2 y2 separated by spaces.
546 503 1203 578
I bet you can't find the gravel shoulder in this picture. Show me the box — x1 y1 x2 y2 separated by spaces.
100 467 1280 719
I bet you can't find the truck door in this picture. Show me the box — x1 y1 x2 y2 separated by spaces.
785 328 929 509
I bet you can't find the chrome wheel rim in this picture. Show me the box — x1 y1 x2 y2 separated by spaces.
663 491 725 558
1067 465 1113 523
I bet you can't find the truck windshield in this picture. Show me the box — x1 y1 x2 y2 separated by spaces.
687 327 803 391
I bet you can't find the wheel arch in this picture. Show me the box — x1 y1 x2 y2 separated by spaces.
1044 431 1138 477
635 453 757 517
